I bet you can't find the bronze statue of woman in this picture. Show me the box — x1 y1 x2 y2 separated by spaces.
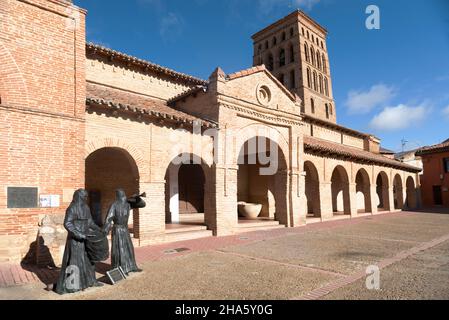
103 189 142 275
55 189 104 294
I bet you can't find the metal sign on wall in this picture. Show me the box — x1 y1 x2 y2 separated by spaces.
7 187 38 208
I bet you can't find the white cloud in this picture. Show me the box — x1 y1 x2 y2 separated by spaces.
443 105 449 119
345 84 396 114
370 104 428 131
160 12 184 39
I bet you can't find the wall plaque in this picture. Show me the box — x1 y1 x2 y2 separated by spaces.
7 187 38 209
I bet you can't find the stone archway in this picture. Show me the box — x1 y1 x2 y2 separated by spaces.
406 176 418 210
393 174 404 210
376 172 390 211
355 168 372 213
304 161 321 218
237 136 289 225
164 153 208 227
85 147 140 227
331 165 350 215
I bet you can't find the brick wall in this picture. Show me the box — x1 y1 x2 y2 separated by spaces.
0 0 86 263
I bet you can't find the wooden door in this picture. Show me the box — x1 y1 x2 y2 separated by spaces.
178 164 205 214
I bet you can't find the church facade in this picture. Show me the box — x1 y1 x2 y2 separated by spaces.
0 0 421 264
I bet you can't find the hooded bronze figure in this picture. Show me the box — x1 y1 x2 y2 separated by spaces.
55 189 104 294
103 189 142 275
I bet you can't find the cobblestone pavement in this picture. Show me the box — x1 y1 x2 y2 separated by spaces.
1 211 449 300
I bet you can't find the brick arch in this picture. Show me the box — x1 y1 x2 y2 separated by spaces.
0 41 30 107
233 123 290 169
85 138 148 181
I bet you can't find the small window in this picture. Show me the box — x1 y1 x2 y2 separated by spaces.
258 44 262 53
265 41 269 49
313 72 317 91
289 45 295 63
307 31 309 39
302 28 305 36
267 54 274 71
282 32 286 41
311 98 315 114
279 48 286 67
321 41 324 49
290 28 294 37
307 68 311 88
325 104 330 119
278 74 285 85
322 54 327 73
324 77 329 96
290 70 296 89
444 158 449 173
304 43 309 62
272 37 277 47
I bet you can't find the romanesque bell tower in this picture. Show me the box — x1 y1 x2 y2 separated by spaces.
252 10 336 123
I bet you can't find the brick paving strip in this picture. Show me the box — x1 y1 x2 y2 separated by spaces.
294 232 449 300
0 212 417 289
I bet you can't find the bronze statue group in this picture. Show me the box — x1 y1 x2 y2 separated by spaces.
54 189 145 295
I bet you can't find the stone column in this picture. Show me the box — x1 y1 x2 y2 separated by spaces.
135 181 166 244
320 182 333 220
388 186 395 212
370 185 378 215
293 172 306 226
348 183 358 217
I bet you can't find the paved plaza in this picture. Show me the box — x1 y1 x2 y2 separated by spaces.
1 211 449 300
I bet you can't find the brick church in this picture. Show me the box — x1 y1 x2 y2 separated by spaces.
0 0 421 264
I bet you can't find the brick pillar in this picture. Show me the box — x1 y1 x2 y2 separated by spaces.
293 172 306 226
388 186 395 212
134 182 165 244
349 183 358 217
320 182 333 220
370 185 378 215
208 165 238 236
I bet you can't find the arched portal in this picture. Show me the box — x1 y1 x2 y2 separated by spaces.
355 169 372 213
376 172 390 211
165 154 208 227
304 161 321 218
85 147 140 227
393 174 404 210
331 165 350 215
406 176 418 210
237 136 288 225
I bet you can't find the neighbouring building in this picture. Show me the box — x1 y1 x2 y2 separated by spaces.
395 149 423 171
0 0 421 264
416 139 449 208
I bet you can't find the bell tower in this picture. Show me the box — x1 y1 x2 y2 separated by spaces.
252 10 336 123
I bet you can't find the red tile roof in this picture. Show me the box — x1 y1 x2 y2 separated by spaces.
302 114 377 139
416 140 449 156
86 82 217 128
86 43 207 86
304 136 421 172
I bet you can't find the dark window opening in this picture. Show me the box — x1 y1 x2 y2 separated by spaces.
279 49 286 67
444 158 449 173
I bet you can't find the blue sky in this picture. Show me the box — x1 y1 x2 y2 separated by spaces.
75 0 449 152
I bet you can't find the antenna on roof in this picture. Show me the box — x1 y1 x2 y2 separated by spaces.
401 138 409 152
